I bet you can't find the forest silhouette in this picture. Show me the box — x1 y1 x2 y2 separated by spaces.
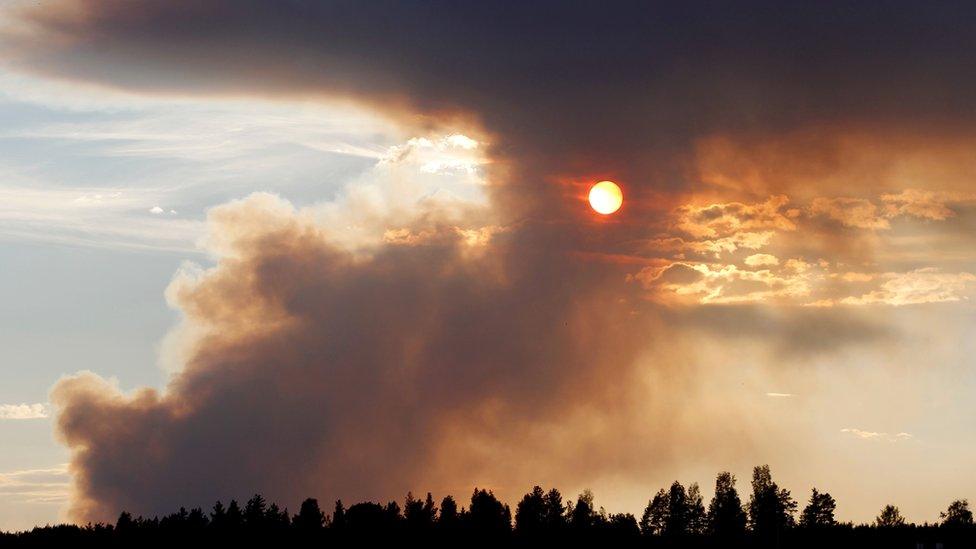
2 465 972 548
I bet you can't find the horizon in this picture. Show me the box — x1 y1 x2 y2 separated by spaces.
0 467 964 533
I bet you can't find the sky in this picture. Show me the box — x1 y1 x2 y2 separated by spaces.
2 0 976 532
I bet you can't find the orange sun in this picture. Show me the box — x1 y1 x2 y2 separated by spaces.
588 180 623 215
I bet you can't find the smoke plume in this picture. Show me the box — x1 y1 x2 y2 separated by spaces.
6 0 976 522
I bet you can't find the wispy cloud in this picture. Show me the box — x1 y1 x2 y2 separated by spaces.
0 465 70 504
809 191 976 229
809 197 890 230
0 403 48 420
0 68 490 254
840 428 913 442
0 185 205 253
765 392 794 398
0 69 401 254
840 269 976 306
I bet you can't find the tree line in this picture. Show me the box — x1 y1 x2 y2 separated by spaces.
1 464 973 548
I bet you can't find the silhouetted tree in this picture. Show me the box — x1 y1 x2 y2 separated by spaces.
874 504 906 528
543 488 566 530
640 488 669 536
209 500 227 531
116 511 135 534
468 488 511 536
800 488 837 528
332 500 346 530
160 507 190 536
708 471 747 540
384 500 402 525
226 499 243 529
293 498 325 531
686 482 707 535
639 498 653 536
941 499 974 527
345 502 397 532
11 478 976 547
404 492 437 531
438 495 458 528
187 507 209 531
607 513 641 540
244 494 267 529
515 486 547 535
748 465 796 544
423 494 437 523
404 492 421 522
266 503 290 531
568 490 597 530
666 481 690 537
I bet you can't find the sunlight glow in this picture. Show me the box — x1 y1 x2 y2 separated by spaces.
588 180 623 215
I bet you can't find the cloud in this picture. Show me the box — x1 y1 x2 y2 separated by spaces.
0 403 49 420
641 260 975 308
809 197 890 230
765 393 794 398
879 189 976 221
0 185 204 253
380 134 485 176
674 196 797 239
635 189 976 307
635 261 813 305
745 254 780 267
645 231 775 259
840 428 913 443
881 190 956 221
0 465 70 504
807 190 976 231
840 269 976 306
838 272 875 283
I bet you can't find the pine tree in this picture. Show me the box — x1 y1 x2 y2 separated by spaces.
439 495 458 528
707 472 746 540
332 500 347 530
543 488 566 530
800 488 836 528
293 498 325 531
640 488 670 536
686 482 707 535
875 505 905 528
244 494 267 529
666 481 689 537
748 465 797 543
515 486 547 535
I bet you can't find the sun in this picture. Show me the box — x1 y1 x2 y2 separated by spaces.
588 180 623 215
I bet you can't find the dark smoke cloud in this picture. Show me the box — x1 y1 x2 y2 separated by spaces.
8 0 976 521
8 1 976 210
